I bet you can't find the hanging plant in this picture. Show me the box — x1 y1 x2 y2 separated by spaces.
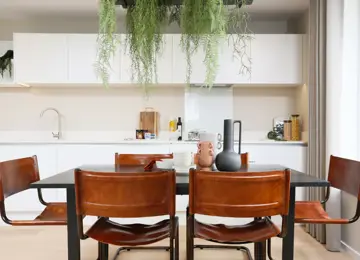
201 1 227 87
228 0 253 76
168 5 181 26
181 0 227 88
97 0 253 91
125 0 170 90
180 0 203 86
0 50 13 78
96 0 120 88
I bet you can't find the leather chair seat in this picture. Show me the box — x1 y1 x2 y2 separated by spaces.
35 203 67 224
295 201 349 224
86 217 172 246
194 218 280 243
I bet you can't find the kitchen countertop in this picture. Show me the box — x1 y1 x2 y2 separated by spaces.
0 131 307 145
0 139 307 145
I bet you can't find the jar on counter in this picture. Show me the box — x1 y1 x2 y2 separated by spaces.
283 120 292 141
169 117 177 132
291 114 301 141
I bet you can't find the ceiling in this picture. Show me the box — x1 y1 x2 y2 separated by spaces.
0 0 309 20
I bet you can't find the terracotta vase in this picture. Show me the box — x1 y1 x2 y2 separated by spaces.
196 141 215 171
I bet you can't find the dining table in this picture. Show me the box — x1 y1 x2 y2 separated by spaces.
30 164 329 260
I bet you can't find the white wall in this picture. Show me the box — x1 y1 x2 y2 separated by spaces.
0 86 301 139
233 87 298 131
338 0 360 256
0 87 184 132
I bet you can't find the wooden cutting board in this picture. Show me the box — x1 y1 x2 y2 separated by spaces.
139 107 159 136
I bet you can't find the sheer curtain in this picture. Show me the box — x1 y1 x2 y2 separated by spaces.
306 0 327 244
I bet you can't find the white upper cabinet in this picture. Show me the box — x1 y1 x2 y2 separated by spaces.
172 34 303 85
250 34 303 85
172 35 250 84
68 34 121 83
216 35 252 84
11 33 303 86
172 34 206 84
0 41 13 84
121 34 173 84
156 35 173 83
13 33 68 84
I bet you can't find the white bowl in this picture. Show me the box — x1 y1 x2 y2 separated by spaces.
156 159 174 169
173 152 193 167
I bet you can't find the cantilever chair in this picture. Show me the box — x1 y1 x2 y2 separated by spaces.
190 152 252 251
267 155 360 260
114 153 173 166
74 168 179 260
0 155 67 226
295 155 360 224
187 168 291 260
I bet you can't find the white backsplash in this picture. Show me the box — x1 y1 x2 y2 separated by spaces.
0 86 305 142
184 87 233 134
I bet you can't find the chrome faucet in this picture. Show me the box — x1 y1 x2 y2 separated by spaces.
40 107 61 139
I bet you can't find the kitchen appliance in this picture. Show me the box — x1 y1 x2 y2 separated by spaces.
139 107 159 137
215 119 242 172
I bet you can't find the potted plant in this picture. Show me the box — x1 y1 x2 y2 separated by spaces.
0 50 13 78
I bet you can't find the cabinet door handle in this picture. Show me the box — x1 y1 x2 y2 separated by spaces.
249 160 256 163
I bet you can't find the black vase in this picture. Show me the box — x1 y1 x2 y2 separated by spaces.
215 119 242 172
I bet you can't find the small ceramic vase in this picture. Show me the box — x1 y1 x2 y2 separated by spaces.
196 141 215 171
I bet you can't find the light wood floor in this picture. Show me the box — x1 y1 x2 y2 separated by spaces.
0 226 352 260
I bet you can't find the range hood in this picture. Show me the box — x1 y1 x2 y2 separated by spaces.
116 0 253 8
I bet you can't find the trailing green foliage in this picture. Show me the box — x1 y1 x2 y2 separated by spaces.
228 0 253 76
96 0 252 91
181 0 227 88
201 0 227 87
168 5 181 26
126 0 170 89
96 0 120 88
180 0 204 86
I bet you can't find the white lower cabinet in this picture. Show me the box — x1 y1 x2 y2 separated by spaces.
0 142 307 223
239 144 307 201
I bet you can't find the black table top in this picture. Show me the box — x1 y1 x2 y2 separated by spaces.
30 164 329 195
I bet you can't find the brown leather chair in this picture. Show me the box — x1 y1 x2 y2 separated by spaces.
192 152 251 251
267 155 360 260
295 155 360 224
114 153 173 166
187 168 291 260
0 155 67 226
74 168 179 260
241 152 249 165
